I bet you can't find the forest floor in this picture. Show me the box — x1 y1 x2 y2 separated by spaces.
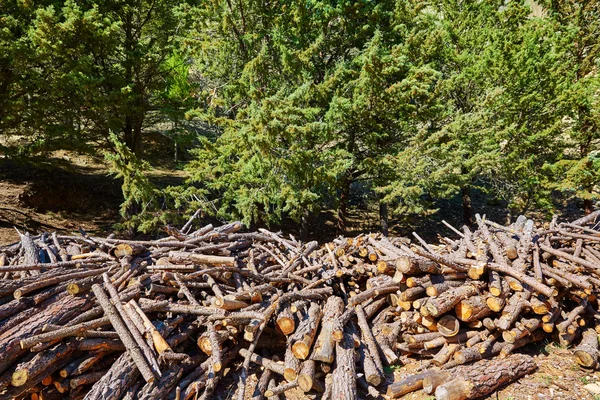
0 152 598 399
0 149 185 245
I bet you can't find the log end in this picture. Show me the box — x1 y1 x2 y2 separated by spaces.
298 375 313 392
276 318 296 336
292 343 310 360
455 302 473 322
213 361 222 372
66 283 80 296
435 378 471 400
11 369 29 387
574 349 599 368
283 369 298 382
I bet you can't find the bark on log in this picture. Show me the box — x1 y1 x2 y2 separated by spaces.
573 328 600 368
331 326 358 400
91 284 155 383
436 354 537 400
312 296 344 363
291 302 322 360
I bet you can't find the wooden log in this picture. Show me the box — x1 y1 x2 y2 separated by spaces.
239 349 285 376
432 343 459 367
358 339 382 386
437 315 460 337
11 341 78 388
197 329 230 356
425 282 486 317
168 251 235 266
500 329 545 358
573 328 600 368
20 317 111 349
275 306 296 336
59 353 105 378
127 300 171 355
396 256 442 275
386 370 436 398
298 360 316 392
284 341 300 382
411 249 469 273
331 326 358 400
83 352 139 400
69 371 105 389
398 286 425 302
355 305 384 378
14 268 108 299
264 380 299 397
503 317 542 344
436 354 537 400
251 368 272 400
347 282 401 306
426 280 464 297
291 302 322 359
312 296 344 362
0 293 90 376
91 284 156 383
102 274 162 378
496 291 531 331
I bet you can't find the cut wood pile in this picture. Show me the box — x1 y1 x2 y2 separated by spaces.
1 211 600 400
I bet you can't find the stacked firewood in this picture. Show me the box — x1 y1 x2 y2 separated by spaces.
0 210 600 400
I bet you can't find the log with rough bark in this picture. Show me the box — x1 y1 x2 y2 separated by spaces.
574 328 600 368
311 296 344 363
290 302 322 360
331 326 358 400
435 354 537 400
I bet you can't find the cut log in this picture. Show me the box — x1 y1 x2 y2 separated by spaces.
436 354 537 400
437 315 460 337
312 296 344 363
386 370 436 398
291 302 322 360
574 328 600 368
331 326 358 400
426 282 486 317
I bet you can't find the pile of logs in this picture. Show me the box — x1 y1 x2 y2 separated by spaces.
1 210 600 400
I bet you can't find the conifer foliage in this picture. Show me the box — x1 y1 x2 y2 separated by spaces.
1 0 598 233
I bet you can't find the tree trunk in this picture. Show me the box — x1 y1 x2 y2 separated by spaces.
300 210 310 243
337 178 350 235
462 185 473 226
379 201 389 236
584 199 594 215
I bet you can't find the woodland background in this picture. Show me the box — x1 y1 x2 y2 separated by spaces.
1 0 599 239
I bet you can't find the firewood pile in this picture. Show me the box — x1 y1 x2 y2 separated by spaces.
1 211 600 400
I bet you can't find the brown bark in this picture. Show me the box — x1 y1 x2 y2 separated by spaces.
436 354 537 400
426 281 486 317
331 326 358 400
91 284 155 383
291 302 322 359
573 328 600 368
311 296 344 363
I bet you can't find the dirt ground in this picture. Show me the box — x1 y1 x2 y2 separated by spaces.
0 152 122 245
